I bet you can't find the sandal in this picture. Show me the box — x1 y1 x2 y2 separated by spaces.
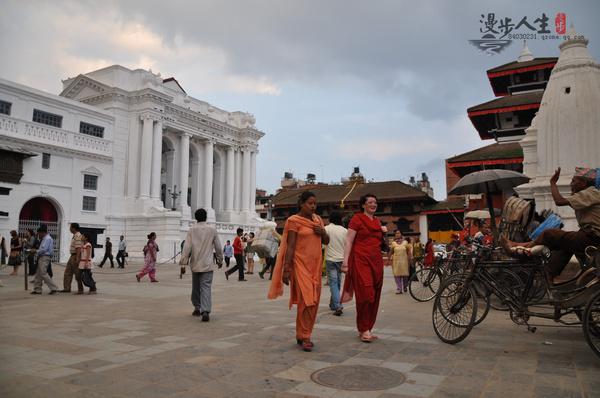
359 332 373 343
301 340 314 352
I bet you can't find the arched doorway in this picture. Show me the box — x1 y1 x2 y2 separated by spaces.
19 197 61 261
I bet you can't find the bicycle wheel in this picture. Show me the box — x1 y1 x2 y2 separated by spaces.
409 268 440 302
472 284 491 326
489 269 523 311
583 289 600 358
432 277 477 344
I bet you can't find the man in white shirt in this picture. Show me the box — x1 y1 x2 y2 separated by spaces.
180 208 223 322
324 211 347 316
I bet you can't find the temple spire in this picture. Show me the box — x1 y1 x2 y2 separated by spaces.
517 40 534 62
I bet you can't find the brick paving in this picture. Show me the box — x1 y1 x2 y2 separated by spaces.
0 263 599 397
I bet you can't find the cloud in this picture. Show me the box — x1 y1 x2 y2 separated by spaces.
338 139 440 161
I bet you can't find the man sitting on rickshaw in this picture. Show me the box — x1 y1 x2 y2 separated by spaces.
501 167 600 282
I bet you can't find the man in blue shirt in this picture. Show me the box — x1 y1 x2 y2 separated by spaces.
31 225 59 295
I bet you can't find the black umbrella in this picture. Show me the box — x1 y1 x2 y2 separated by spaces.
448 169 530 236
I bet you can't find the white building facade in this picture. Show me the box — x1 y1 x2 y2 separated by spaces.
0 65 263 262
517 29 600 230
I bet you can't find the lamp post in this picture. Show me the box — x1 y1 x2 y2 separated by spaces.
167 185 182 211
267 195 274 221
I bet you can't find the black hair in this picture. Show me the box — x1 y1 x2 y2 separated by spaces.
226 240 230 243
249 232 255 237
329 211 342 225
298 191 316 206
359 193 377 207
195 208 207 222
82 233 92 242
71 223 80 231
237 228 244 235
147 232 156 240
26 228 34 236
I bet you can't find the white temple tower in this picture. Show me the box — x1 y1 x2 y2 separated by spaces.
516 27 600 230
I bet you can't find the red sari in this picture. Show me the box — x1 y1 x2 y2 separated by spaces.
341 213 384 333
424 241 434 268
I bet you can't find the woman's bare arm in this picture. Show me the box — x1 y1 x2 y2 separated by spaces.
341 229 357 272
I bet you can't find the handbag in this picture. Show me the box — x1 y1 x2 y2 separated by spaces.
81 270 94 288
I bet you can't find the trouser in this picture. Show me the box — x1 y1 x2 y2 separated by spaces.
137 264 157 281
295 278 320 340
355 280 383 333
226 254 245 280
326 261 343 310
224 256 230 267
64 253 83 292
394 276 409 291
116 250 125 267
81 269 97 291
260 256 276 280
34 255 58 293
27 253 38 276
191 271 213 314
100 253 114 267
535 229 600 277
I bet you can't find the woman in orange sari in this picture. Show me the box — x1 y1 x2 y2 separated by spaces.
342 194 387 342
268 191 329 352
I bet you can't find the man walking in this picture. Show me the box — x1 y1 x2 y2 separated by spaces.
180 209 223 322
116 235 127 268
324 211 347 316
223 240 233 267
225 228 246 281
60 223 84 294
31 225 59 295
99 237 114 268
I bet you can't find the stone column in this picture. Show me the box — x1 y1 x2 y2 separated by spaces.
203 140 214 210
178 133 191 215
241 147 251 212
225 146 235 211
234 147 242 211
150 120 163 201
250 150 257 212
139 115 154 198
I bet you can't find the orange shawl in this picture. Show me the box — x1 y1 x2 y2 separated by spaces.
268 214 324 309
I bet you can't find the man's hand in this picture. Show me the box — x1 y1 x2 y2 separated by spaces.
341 262 348 273
550 167 561 185
381 225 388 233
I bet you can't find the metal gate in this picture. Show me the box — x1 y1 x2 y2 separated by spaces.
18 219 61 262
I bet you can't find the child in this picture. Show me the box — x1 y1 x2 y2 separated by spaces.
79 233 97 294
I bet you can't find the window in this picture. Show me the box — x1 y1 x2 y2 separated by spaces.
33 109 62 128
79 121 104 138
83 174 98 190
82 196 97 211
42 153 51 169
0 100 11 115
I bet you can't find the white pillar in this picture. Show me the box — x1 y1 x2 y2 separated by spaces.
165 150 175 208
150 120 163 201
190 158 201 210
241 147 251 212
139 115 154 198
178 133 191 214
234 147 242 211
225 146 235 211
203 140 214 210
250 150 257 212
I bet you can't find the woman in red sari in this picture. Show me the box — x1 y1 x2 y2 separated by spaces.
269 191 329 352
423 238 434 268
341 194 387 342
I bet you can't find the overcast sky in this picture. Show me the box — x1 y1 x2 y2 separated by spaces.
1 0 599 199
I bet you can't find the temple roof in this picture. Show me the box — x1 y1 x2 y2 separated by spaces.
447 142 523 164
487 57 558 76
272 181 434 207
422 199 465 214
467 91 543 116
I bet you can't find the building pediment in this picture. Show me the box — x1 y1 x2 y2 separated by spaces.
60 75 111 101
81 166 103 176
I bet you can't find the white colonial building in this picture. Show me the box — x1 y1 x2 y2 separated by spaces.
0 65 263 262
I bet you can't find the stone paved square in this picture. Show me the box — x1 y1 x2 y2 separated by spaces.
1 265 599 397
